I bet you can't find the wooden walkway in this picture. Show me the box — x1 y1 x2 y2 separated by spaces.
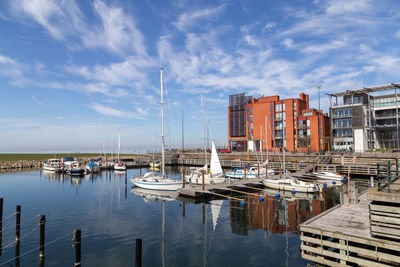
177 175 276 198
300 191 400 266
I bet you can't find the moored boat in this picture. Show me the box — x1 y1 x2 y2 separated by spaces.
43 159 62 171
263 177 318 193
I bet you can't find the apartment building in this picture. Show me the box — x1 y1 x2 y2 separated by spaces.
329 83 400 152
228 92 329 152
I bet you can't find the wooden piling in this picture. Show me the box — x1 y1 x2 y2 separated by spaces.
16 205 21 242
313 160 316 172
257 163 260 177
279 164 282 178
15 240 20 267
74 230 81 267
244 166 247 179
135 238 142 267
39 215 45 259
182 201 185 218
202 172 205 191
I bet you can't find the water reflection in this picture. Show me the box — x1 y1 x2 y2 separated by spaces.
230 188 340 236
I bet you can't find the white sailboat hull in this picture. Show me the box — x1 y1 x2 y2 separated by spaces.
185 173 225 185
130 177 182 191
263 178 317 193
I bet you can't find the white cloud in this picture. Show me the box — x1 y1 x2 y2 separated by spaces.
262 22 276 32
326 0 372 14
88 103 148 119
32 95 45 105
173 5 225 31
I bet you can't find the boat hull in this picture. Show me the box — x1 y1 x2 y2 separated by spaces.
263 179 317 193
130 178 182 191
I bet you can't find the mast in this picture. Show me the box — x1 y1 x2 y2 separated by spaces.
201 93 208 170
260 125 263 163
161 67 166 178
117 128 120 162
265 116 269 163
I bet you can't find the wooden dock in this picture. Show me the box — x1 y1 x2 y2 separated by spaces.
177 176 272 198
299 190 400 266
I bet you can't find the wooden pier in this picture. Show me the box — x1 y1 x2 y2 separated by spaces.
177 176 272 198
299 190 400 266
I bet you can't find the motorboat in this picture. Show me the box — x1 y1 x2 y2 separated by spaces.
85 162 100 173
225 165 275 179
62 157 85 176
43 159 62 171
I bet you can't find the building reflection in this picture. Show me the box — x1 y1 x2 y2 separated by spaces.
230 188 340 235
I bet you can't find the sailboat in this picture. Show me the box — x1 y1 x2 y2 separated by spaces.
186 141 225 184
130 67 182 191
114 129 126 171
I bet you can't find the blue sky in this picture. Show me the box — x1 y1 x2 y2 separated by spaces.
0 0 400 153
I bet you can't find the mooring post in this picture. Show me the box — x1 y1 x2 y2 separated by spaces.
0 197 3 256
279 164 282 178
15 240 20 267
182 167 185 188
74 230 81 267
135 238 142 267
16 205 21 242
244 165 247 179
370 176 374 188
202 172 205 191
257 163 260 177
39 215 45 259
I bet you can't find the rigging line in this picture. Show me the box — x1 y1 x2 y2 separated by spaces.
170 207 184 267
2 223 39 250
0 231 72 266
0 215 40 234
2 211 17 221
0 214 16 234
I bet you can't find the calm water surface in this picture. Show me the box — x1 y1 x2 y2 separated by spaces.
0 167 341 266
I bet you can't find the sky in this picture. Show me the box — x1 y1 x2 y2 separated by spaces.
0 0 400 153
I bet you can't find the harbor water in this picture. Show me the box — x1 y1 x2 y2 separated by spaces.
0 167 341 266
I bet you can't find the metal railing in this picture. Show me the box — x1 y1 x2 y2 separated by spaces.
377 159 400 192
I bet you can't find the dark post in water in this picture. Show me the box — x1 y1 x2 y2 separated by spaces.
74 230 81 267
16 205 21 242
135 238 142 267
39 215 45 259
182 167 185 188
202 172 205 191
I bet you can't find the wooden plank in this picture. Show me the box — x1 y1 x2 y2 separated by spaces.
301 244 393 267
371 210 400 218
371 225 400 237
370 204 400 214
301 253 345 267
301 227 400 250
371 214 400 226
301 235 400 263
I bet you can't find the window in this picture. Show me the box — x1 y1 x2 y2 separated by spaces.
294 102 297 107
275 113 283 120
247 106 253 114
275 104 281 112
306 119 310 127
304 111 312 117
294 111 297 116
283 103 286 111
283 112 286 120
307 129 310 136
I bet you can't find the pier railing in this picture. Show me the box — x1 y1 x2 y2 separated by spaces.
377 159 400 192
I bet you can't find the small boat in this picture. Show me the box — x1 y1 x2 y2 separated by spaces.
225 165 275 179
62 157 85 176
85 162 100 173
149 161 161 168
312 171 345 181
43 159 62 171
263 177 318 193
130 67 182 191
186 141 225 185
114 129 126 171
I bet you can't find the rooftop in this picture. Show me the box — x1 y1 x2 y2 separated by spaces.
328 83 400 97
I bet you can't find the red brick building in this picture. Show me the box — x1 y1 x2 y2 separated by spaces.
228 93 330 152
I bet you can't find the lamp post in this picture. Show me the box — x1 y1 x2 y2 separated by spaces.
317 86 322 153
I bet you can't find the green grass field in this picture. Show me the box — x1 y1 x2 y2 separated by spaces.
0 153 141 162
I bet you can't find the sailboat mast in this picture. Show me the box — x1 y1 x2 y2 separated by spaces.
117 128 121 162
161 67 166 178
201 93 208 169
265 116 269 163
